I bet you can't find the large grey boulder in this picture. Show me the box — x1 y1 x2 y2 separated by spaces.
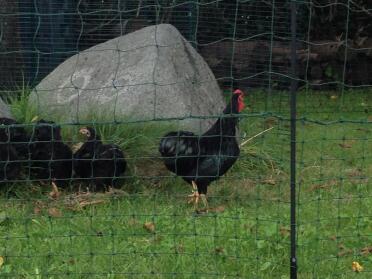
30 24 225 132
0 98 12 118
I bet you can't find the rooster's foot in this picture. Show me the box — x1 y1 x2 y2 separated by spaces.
194 195 209 214
187 191 200 206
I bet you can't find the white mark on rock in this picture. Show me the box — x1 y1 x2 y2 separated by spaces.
56 68 95 104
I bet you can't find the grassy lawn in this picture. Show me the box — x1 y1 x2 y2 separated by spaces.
0 89 371 278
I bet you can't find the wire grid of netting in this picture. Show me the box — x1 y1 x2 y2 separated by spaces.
1 0 296 90
0 1 293 278
295 0 372 278
0 0 370 278
0 1 289 278
0 120 290 278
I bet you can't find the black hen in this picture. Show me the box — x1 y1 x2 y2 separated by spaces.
73 127 127 191
0 117 30 161
159 89 245 209
0 123 21 185
29 120 73 187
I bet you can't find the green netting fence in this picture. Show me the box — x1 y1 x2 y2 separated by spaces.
0 1 371 278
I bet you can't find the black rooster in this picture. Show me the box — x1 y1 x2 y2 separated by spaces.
29 120 73 187
74 127 127 191
0 117 30 161
0 123 21 185
159 89 245 210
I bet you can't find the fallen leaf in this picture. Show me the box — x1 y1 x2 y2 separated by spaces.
352 261 363 272
338 248 352 257
0 256 3 269
346 168 363 177
339 143 352 148
280 226 290 237
78 199 105 208
35 200 45 206
330 95 338 100
33 207 42 215
143 222 155 233
308 179 338 192
49 182 61 200
63 190 126 211
339 140 355 149
361 246 372 256
262 179 276 185
209 206 225 213
48 207 62 217
106 188 128 196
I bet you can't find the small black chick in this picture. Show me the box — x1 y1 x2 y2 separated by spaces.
29 120 73 187
0 123 21 184
74 126 126 191
0 117 30 161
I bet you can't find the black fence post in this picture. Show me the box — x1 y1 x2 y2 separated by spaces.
290 1 298 279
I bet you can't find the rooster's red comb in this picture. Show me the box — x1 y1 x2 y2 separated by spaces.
233 89 244 95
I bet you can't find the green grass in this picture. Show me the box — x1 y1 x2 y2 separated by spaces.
0 88 371 278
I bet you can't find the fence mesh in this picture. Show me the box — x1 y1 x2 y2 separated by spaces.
0 0 371 278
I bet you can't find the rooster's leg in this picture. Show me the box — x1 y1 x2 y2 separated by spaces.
49 181 60 199
191 181 197 193
187 181 199 208
200 194 208 209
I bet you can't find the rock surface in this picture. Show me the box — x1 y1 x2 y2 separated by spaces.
0 98 12 118
30 24 225 132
